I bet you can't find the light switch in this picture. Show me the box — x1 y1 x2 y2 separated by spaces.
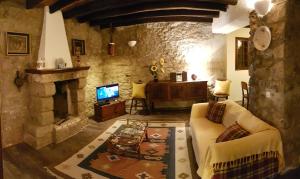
266 91 271 98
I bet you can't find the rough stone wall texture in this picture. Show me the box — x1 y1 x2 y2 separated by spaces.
249 0 300 169
0 2 226 147
284 0 300 168
0 0 43 147
0 1 102 147
64 19 103 117
101 22 226 103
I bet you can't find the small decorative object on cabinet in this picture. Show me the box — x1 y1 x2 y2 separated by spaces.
176 73 182 82
170 72 184 82
94 100 126 122
149 58 165 81
149 63 158 82
182 71 187 81
191 74 197 81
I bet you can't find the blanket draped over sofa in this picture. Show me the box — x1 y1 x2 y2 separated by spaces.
190 100 284 179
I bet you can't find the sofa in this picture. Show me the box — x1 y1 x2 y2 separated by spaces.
190 100 285 179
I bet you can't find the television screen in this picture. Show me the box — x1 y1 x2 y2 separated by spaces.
96 84 119 102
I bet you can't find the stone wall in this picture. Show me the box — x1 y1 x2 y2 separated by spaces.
100 22 226 103
248 0 300 169
0 0 102 147
0 1 227 147
0 0 43 148
64 19 103 117
284 0 300 169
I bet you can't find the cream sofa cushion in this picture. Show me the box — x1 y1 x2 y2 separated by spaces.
221 100 251 127
214 80 231 95
237 115 273 134
190 117 226 174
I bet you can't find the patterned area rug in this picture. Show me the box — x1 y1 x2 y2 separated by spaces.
50 120 192 179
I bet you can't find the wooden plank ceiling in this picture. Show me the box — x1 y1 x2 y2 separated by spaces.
26 0 237 29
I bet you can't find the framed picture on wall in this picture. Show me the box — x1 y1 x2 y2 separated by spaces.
235 37 249 70
72 39 86 56
6 32 30 55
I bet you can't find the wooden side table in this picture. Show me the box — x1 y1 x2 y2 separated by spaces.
94 100 126 122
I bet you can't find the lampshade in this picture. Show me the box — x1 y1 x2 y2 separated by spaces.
128 40 137 47
254 0 273 16
246 0 257 9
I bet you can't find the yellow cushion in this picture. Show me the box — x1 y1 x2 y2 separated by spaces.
132 82 146 99
214 80 231 95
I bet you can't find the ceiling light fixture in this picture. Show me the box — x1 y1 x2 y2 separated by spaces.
246 0 257 9
254 0 273 16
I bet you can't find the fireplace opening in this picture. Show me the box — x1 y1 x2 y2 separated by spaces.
53 80 76 125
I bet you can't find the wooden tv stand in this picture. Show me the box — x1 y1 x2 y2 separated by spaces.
94 100 126 122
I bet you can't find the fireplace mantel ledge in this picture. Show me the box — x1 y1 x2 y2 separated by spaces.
25 66 90 74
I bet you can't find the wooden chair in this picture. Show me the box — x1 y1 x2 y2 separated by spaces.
129 81 148 114
213 80 231 101
241 81 249 109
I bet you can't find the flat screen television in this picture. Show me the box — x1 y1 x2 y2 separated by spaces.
96 83 119 102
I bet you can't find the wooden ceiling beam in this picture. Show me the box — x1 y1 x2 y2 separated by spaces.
77 4 222 23
64 0 227 19
26 0 44 9
91 16 213 28
26 0 59 9
89 10 219 25
49 0 76 13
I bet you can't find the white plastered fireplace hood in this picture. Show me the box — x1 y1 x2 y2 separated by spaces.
38 6 73 69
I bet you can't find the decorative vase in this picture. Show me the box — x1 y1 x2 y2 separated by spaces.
191 74 197 81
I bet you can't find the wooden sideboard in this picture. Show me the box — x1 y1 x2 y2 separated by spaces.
146 81 207 111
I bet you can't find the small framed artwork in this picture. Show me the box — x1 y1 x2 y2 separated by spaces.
235 37 249 70
6 32 30 55
72 39 85 56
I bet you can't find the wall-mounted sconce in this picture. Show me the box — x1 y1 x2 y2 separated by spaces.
14 70 27 90
254 0 273 16
128 40 137 47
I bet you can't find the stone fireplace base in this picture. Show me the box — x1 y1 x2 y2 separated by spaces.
54 116 88 144
25 67 89 149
